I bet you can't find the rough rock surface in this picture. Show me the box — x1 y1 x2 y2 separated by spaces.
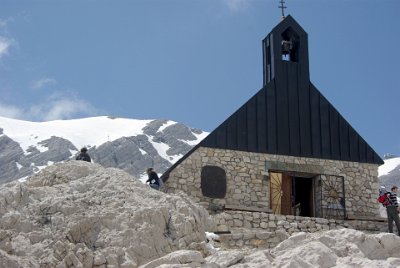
89 120 202 178
0 134 32 183
27 136 78 167
144 228 400 268
90 135 172 177
3 160 400 268
0 135 78 183
0 161 211 267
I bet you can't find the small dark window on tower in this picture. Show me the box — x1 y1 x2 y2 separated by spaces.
281 27 299 62
201 166 227 198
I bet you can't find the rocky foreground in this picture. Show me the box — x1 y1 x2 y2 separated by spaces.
0 161 210 267
1 161 400 268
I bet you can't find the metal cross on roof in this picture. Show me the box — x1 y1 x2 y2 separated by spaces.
278 0 287 19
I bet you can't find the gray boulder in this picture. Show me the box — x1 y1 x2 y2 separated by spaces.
0 135 29 183
89 134 172 176
0 161 211 267
26 136 77 166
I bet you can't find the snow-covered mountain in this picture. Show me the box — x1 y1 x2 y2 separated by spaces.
378 156 400 188
0 115 208 183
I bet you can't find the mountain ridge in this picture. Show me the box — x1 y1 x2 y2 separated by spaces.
0 116 208 183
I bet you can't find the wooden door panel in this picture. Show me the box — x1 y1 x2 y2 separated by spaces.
281 174 292 215
270 172 282 214
269 172 292 215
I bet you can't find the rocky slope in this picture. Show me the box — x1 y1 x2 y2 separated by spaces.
0 161 211 267
1 161 400 267
142 229 400 267
0 116 207 183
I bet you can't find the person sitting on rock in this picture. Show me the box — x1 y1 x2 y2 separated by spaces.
76 147 91 162
146 168 162 190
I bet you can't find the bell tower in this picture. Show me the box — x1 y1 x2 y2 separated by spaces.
262 15 310 86
194 12 383 165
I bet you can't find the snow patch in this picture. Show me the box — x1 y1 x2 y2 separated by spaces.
379 157 400 176
139 148 147 155
18 176 29 182
149 139 173 163
158 120 176 132
139 173 148 184
35 165 48 172
16 162 23 170
185 131 208 146
206 232 220 241
0 116 152 152
36 143 49 153
147 135 190 163
169 154 183 163
205 232 220 254
69 149 78 157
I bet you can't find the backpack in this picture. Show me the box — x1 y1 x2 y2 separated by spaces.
377 187 390 206
377 194 387 203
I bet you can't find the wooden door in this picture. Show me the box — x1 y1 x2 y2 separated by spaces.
281 173 292 215
269 172 292 215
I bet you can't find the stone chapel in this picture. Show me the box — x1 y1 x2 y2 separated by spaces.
161 15 383 222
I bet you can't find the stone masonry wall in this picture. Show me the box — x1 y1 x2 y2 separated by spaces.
210 211 388 249
212 211 387 234
164 147 381 219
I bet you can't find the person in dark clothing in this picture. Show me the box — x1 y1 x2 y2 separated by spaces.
146 168 161 190
76 147 91 162
385 185 400 235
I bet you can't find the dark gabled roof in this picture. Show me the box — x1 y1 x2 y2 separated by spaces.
197 80 383 165
162 15 383 181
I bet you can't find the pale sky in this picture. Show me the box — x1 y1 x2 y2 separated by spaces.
0 0 399 157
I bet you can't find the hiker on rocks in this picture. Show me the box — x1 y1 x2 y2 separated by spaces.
146 168 162 190
76 147 91 162
385 185 400 235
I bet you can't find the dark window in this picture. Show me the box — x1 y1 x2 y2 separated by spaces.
201 166 227 198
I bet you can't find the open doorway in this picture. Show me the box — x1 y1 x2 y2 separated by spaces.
269 171 315 217
292 176 314 217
